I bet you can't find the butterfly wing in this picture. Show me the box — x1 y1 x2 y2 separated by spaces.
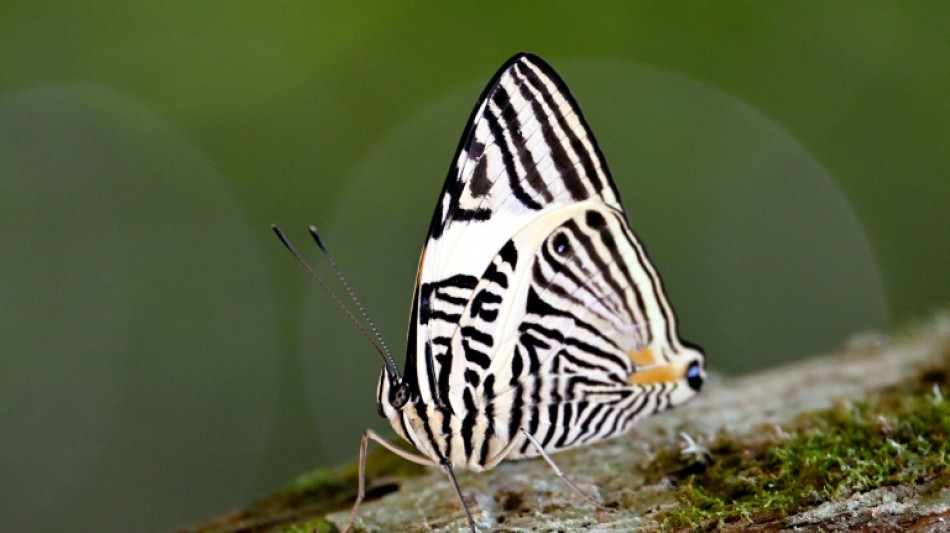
423 53 621 274
405 54 619 400
402 54 704 467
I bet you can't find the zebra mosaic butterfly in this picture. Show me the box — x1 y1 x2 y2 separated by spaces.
288 53 706 532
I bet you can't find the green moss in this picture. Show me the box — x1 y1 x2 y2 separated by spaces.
658 356 950 531
281 439 428 499
275 517 337 533
183 438 427 533
282 467 341 496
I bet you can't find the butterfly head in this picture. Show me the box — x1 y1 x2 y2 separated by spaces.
376 365 411 419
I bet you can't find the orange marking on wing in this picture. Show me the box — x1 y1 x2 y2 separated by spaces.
628 348 685 385
630 364 684 385
628 347 656 366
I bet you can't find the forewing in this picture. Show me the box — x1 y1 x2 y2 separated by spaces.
406 53 622 404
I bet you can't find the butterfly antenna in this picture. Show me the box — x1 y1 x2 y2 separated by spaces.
271 224 399 376
307 226 396 365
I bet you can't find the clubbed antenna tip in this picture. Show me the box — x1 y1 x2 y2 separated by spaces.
308 225 328 252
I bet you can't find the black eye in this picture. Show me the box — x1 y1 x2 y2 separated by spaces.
686 361 703 391
553 233 570 255
390 382 410 409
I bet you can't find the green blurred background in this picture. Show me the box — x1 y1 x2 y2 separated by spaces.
1 3 947 532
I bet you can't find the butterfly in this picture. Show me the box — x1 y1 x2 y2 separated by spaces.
280 52 706 532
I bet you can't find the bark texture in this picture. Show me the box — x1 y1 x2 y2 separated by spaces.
187 311 950 532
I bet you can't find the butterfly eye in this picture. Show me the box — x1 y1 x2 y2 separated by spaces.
390 382 411 409
686 361 704 391
552 233 570 255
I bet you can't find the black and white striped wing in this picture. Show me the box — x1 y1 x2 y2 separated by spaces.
404 53 704 466
406 53 618 401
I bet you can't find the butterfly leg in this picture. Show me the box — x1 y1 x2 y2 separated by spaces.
341 428 437 533
521 429 606 510
441 460 478 533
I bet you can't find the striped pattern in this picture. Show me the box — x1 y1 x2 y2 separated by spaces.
378 53 705 474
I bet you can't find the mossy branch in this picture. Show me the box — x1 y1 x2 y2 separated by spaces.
184 311 950 532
